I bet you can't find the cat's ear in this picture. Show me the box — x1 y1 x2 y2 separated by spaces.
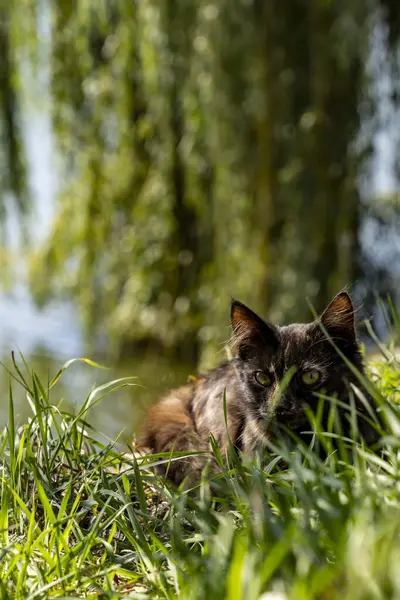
231 300 278 359
319 291 357 344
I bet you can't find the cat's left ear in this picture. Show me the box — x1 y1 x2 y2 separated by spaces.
231 299 278 359
319 291 357 345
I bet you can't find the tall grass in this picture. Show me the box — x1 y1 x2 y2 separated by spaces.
0 343 399 599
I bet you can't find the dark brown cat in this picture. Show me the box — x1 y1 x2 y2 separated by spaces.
138 292 379 485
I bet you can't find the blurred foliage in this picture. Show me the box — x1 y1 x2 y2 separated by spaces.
0 0 28 226
1 0 400 364
369 355 400 404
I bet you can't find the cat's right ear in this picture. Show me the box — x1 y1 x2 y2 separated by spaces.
231 300 278 360
319 291 357 345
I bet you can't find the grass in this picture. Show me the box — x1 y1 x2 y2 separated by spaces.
0 342 399 599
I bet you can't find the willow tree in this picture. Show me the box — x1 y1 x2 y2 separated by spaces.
0 0 28 245
1 0 397 362
251 0 367 319
210 0 400 324
25 1 215 362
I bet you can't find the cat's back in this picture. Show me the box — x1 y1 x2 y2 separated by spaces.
138 360 240 453
191 361 239 434
138 380 196 452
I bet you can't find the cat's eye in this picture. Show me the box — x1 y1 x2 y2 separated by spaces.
254 371 273 387
301 369 322 387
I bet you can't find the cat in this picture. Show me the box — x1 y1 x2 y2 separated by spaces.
138 292 380 485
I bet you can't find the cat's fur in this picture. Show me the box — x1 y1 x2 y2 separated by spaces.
138 292 379 485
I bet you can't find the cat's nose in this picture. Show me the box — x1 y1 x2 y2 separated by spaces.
275 395 294 417
275 395 288 412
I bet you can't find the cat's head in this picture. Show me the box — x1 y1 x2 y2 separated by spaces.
231 292 368 438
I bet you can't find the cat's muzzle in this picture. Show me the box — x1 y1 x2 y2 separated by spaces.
274 396 309 428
